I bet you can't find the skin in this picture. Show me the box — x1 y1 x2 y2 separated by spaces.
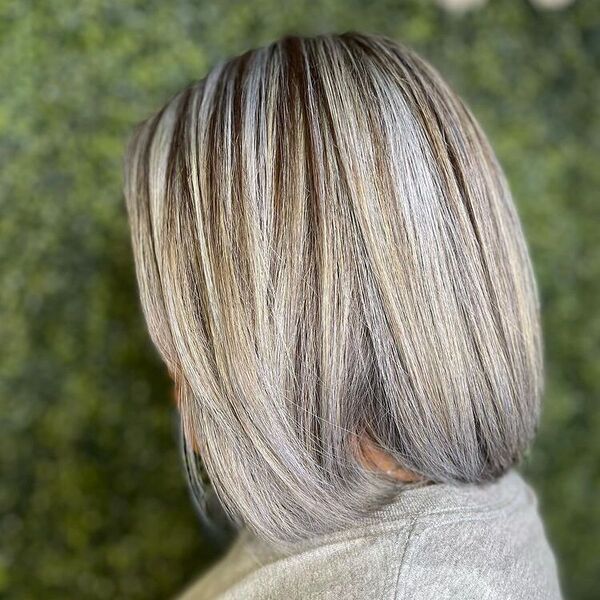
358 434 425 483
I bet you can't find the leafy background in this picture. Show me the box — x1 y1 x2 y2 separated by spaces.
1 1 598 598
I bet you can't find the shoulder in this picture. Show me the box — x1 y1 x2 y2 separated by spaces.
179 521 415 599
395 476 563 600
177 471 563 600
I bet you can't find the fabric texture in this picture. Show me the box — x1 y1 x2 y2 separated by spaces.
177 469 563 599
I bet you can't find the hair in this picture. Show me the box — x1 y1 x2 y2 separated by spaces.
122 31 544 548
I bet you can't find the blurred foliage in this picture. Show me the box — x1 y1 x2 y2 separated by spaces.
1 0 598 598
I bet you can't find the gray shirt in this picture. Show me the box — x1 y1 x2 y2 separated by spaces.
177 469 562 599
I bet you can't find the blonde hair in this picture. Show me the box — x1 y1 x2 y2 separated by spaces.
122 32 543 547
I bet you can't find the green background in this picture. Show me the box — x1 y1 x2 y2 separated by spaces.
1 1 598 598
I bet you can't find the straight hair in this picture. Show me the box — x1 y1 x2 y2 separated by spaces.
122 32 544 548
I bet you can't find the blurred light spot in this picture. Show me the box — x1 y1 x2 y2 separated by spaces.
436 0 487 12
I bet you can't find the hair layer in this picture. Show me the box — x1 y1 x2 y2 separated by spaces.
123 32 543 546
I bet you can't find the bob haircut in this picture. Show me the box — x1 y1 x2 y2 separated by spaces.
122 32 543 548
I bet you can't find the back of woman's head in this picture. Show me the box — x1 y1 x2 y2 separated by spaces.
122 31 543 547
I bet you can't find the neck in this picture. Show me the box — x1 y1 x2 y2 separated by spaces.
358 434 425 483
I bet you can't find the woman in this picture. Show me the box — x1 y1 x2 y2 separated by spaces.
122 32 562 599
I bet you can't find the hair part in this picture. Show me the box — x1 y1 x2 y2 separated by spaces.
122 31 543 547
